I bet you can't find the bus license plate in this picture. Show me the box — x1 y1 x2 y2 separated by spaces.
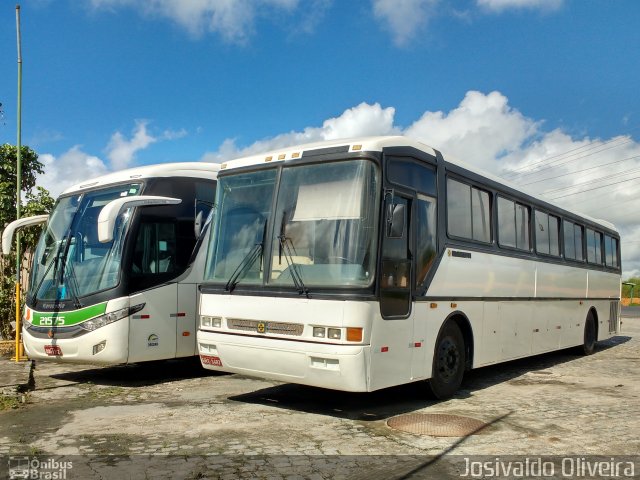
200 355 223 367
44 345 62 356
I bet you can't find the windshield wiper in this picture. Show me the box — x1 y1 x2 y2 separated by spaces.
225 243 263 293
31 234 70 304
60 257 83 308
277 212 308 297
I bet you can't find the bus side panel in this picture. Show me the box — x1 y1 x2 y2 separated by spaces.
176 283 197 357
426 251 536 298
587 270 620 299
128 284 178 362
352 309 414 392
536 261 587 298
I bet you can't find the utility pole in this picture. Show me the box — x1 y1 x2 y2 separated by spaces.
15 4 24 362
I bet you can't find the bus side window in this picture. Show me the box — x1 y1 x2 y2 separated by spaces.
415 197 437 290
130 221 178 292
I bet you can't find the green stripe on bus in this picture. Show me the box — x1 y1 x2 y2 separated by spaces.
30 302 107 327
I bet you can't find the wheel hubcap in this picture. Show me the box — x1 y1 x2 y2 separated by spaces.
438 337 460 382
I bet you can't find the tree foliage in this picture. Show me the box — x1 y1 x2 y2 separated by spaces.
0 144 54 339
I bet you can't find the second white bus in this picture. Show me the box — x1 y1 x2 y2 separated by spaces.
3 163 218 364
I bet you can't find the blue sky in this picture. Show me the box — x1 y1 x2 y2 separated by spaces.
1 0 639 274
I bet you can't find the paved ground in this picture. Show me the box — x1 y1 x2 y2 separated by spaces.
0 316 638 479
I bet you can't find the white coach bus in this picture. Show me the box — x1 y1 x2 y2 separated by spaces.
197 136 621 398
2 163 218 364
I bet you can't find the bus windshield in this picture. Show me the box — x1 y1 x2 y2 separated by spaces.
205 159 379 289
29 183 142 303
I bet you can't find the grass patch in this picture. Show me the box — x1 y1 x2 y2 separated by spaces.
0 393 21 410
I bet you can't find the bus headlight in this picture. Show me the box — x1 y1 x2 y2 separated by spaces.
81 304 142 331
201 316 221 328
327 328 341 340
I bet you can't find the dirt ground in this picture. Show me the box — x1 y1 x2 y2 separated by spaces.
0 316 639 479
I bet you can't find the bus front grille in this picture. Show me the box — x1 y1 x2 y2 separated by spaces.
227 318 304 336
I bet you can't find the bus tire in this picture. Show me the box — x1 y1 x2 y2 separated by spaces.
428 321 466 400
581 311 597 355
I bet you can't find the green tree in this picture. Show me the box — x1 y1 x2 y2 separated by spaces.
0 144 54 339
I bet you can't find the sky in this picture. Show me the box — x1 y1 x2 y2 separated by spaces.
0 0 639 277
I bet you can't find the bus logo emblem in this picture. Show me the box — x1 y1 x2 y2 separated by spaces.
257 322 266 334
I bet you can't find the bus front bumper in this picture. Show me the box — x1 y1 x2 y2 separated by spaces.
197 331 370 392
22 319 129 365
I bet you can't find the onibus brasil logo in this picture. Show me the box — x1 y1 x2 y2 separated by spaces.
8 457 73 479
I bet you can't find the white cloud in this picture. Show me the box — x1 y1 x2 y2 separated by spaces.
200 102 397 162
405 90 538 171
106 120 158 171
372 0 439 47
37 146 109 197
37 121 187 196
477 0 564 12
201 91 640 277
88 0 302 43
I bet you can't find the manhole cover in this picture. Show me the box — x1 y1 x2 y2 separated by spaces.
386 413 487 437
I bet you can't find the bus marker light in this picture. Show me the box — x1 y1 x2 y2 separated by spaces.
381 346 389 353
182 331 190 337
414 342 422 348
450 303 457 308
352 144 362 151
430 303 437 309
265 156 273 162
200 355 223 367
346 327 362 342
291 152 300 158
212 317 222 328
278 154 286 160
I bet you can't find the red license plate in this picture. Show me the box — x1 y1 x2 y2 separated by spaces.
44 345 63 356
200 354 223 367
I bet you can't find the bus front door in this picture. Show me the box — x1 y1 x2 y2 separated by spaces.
371 195 414 390
128 284 178 362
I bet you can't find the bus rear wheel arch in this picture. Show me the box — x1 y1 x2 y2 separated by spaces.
427 318 469 400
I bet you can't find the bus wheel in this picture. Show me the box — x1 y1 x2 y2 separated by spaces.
581 311 597 355
428 321 466 400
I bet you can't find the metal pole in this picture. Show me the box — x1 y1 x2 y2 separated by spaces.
15 4 23 362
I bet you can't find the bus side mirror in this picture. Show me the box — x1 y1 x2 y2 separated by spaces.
194 211 204 238
194 200 214 238
97 196 182 243
387 203 405 238
1 214 49 255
